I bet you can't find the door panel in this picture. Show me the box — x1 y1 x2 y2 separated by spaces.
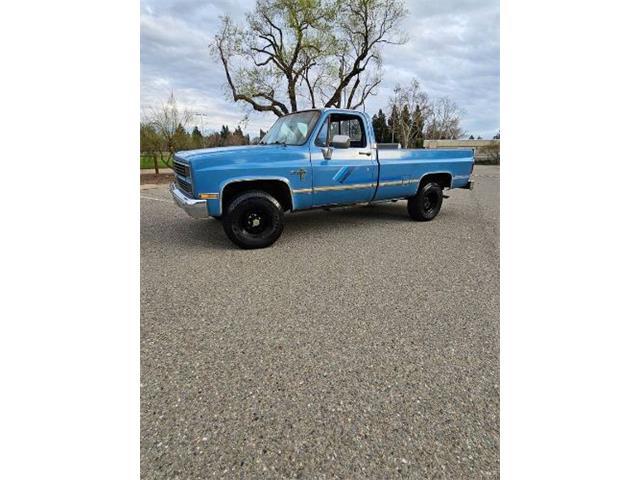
310 114 377 206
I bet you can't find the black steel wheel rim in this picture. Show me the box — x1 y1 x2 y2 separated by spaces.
423 190 438 213
240 208 272 236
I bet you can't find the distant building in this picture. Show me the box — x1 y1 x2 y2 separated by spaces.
423 139 500 163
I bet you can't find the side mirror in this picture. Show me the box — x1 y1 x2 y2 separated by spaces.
330 134 351 149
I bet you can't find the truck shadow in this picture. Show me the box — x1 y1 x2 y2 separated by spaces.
286 202 410 228
177 202 415 250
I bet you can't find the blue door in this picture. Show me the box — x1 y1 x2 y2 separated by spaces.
309 113 377 207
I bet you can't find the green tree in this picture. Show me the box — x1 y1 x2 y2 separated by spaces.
229 126 247 146
204 132 222 148
372 109 390 143
388 104 399 143
191 126 204 148
220 125 231 145
174 123 191 152
140 123 164 174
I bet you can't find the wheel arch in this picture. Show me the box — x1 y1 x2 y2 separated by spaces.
417 172 453 191
220 177 294 213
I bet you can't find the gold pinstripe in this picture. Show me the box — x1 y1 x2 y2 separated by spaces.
378 179 420 187
202 178 421 200
292 179 420 195
292 183 374 194
314 182 376 192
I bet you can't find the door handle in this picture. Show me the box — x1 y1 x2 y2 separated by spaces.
358 151 371 156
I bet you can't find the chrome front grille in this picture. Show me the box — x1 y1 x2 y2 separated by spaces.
173 159 192 195
173 161 190 178
176 176 192 195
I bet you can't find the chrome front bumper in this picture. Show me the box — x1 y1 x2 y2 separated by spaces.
170 183 209 219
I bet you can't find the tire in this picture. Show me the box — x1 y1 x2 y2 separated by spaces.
407 182 443 221
222 190 284 249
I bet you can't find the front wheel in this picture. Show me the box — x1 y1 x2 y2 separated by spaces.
222 191 284 249
407 182 443 221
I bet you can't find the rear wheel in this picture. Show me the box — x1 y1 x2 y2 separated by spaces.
407 182 443 221
222 191 284 249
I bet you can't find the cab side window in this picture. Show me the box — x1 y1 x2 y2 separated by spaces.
342 119 364 147
315 114 367 148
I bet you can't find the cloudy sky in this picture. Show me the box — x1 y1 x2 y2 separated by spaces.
141 0 499 139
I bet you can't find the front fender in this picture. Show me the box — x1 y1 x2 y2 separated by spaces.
187 145 312 216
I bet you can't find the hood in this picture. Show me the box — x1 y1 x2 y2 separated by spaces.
177 145 264 159
176 145 291 167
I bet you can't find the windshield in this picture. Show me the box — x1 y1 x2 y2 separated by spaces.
260 111 320 146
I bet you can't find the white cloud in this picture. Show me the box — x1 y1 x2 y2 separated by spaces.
140 0 499 138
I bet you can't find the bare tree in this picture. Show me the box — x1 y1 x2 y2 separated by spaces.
387 79 432 148
425 96 465 140
145 92 193 164
211 0 407 116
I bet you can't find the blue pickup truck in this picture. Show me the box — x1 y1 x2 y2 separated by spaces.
171 108 474 249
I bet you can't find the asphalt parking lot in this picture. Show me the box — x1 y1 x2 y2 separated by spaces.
141 165 499 479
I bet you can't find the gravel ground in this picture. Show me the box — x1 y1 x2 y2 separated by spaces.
141 165 499 479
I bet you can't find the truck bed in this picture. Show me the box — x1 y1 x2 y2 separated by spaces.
372 148 474 201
